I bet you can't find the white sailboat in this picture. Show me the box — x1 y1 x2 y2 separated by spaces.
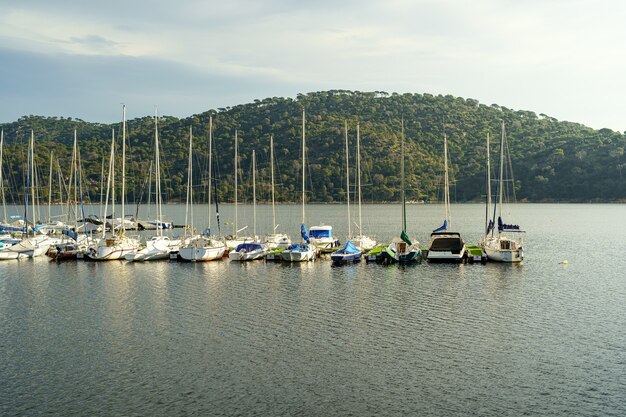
126 111 180 261
0 131 52 259
426 131 467 263
178 120 226 262
263 134 291 250
281 109 316 262
225 129 254 250
229 150 268 261
482 121 525 262
87 106 140 260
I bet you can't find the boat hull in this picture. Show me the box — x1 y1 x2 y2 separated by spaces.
280 249 316 262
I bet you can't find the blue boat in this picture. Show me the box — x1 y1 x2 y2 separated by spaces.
331 240 361 264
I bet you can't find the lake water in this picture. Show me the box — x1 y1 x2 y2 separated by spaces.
1 204 625 416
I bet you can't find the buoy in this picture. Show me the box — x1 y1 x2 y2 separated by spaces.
560 260 568 265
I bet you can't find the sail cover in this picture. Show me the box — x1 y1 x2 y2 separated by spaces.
300 224 310 243
400 230 412 245
433 219 448 233
335 240 360 255
498 216 520 231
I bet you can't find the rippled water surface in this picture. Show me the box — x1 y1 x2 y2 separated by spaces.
1 204 625 416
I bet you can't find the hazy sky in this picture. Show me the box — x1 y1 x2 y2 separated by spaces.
1 0 624 130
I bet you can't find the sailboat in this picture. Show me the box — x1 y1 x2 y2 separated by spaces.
87 106 140 260
426 131 467 263
0 129 25 244
281 109 317 262
0 131 53 259
481 121 525 262
225 129 254 250
263 134 291 250
126 111 180 261
229 150 268 261
332 121 361 264
352 122 376 252
178 121 227 262
377 120 421 264
49 130 96 260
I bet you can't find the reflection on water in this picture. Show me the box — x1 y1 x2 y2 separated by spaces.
1 204 626 416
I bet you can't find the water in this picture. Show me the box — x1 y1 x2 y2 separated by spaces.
1 204 625 416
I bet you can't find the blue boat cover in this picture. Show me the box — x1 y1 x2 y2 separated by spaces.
300 224 311 243
310 228 332 238
335 240 360 255
286 243 310 252
498 216 520 231
62 229 78 241
0 224 24 232
433 219 448 233
234 243 265 252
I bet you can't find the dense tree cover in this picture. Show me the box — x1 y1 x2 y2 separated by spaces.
1 91 625 205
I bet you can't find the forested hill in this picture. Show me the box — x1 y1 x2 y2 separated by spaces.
1 90 625 204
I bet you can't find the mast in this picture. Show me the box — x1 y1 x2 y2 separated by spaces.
444 133 451 228
344 120 351 239
99 154 105 223
73 130 79 233
357 123 362 238
154 110 162 237
23 132 32 236
252 150 256 238
301 108 306 225
485 132 492 238
185 126 194 235
47 150 53 223
121 104 126 235
102 129 115 240
0 130 6 224
401 119 406 232
493 120 506 236
208 115 213 235
270 134 276 232
30 131 36 231
234 129 238 236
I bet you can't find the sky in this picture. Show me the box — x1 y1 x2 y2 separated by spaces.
1 0 625 131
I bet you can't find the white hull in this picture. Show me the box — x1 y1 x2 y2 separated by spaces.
280 248 316 262
125 237 180 261
228 248 266 261
179 237 226 262
353 235 377 252
310 237 339 251
483 237 524 263
264 233 291 250
0 236 51 259
87 236 140 261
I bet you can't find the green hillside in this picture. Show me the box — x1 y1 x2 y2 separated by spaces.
1 90 625 204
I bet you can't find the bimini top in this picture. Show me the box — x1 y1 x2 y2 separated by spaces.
234 243 266 252
309 225 333 238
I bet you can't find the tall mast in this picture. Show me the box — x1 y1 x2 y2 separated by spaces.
301 108 306 225
73 130 79 232
208 115 213 234
494 120 506 235
357 123 362 238
121 104 126 234
30 131 36 230
155 109 162 237
102 129 115 240
252 150 256 238
0 130 6 224
444 133 451 228
485 132 492 237
185 126 193 235
270 134 276 231
401 119 406 232
234 129 238 236
344 120 351 239
47 150 53 223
